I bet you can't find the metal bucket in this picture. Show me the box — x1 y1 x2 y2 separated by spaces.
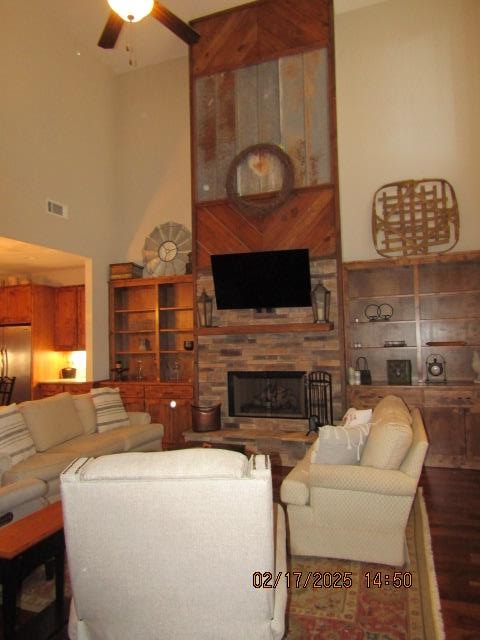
191 403 221 432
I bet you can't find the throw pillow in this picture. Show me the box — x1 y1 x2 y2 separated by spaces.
342 407 373 427
360 416 413 470
310 422 371 465
19 392 84 452
90 388 130 433
0 404 36 464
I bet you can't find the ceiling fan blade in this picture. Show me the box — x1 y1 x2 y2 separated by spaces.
151 2 200 45
98 11 124 49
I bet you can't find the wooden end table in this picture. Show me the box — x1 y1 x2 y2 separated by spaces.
0 501 65 639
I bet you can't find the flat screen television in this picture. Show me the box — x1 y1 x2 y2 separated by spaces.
211 249 312 310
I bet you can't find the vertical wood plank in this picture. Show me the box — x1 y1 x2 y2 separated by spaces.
279 54 307 187
303 48 331 185
195 75 217 201
257 60 281 145
215 71 236 200
235 65 260 196
257 60 282 193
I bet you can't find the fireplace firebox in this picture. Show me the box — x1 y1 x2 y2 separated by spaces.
228 371 307 419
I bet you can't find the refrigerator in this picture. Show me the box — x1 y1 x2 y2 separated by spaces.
0 325 32 403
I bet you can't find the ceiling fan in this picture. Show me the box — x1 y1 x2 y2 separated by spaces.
98 0 200 49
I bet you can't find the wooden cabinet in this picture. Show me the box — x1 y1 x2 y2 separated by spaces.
36 382 93 398
0 285 32 324
109 276 194 384
344 250 480 469
54 286 85 351
98 381 193 449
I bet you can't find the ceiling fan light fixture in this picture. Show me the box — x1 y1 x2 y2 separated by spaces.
107 0 154 23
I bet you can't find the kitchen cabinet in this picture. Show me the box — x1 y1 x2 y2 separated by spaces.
0 285 32 324
54 286 85 350
36 382 93 398
98 381 193 450
343 250 480 469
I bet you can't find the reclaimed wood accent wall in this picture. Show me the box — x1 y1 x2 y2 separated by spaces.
190 0 340 267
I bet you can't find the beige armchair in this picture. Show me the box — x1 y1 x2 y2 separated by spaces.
281 396 429 567
61 449 287 640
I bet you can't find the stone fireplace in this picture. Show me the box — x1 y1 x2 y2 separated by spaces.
196 258 343 436
228 371 307 419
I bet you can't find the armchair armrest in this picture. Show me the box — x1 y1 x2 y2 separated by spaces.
126 412 151 425
309 463 417 497
0 478 48 514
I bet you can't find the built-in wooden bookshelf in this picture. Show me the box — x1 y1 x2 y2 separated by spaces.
343 250 480 469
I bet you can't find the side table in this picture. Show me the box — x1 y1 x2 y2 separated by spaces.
0 501 65 639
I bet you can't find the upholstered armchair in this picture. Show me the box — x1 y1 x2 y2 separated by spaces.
281 396 429 567
61 449 287 640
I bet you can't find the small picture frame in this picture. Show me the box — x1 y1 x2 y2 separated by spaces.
387 360 412 385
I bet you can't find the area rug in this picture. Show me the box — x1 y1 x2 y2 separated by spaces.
286 489 445 639
1 490 443 639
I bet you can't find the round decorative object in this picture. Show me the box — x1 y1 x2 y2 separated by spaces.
142 222 192 276
226 143 295 217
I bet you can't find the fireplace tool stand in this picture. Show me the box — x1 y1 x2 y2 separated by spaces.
306 371 333 434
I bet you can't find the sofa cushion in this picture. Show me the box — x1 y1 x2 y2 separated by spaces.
360 416 413 470
108 424 164 451
2 451 76 485
73 393 97 435
90 388 130 433
19 393 84 452
0 404 36 464
49 432 126 457
311 422 371 465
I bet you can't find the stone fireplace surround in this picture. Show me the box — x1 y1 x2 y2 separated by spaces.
190 258 344 466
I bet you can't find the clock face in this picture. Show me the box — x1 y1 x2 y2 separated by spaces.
158 240 178 262
142 222 192 276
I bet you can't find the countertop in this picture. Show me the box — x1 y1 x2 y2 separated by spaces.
38 379 89 384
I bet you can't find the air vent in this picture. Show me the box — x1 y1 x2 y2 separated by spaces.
46 199 68 219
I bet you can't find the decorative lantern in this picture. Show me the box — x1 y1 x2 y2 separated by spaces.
197 289 213 328
311 283 331 323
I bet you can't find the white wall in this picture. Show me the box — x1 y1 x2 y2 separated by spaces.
114 57 192 264
1 2 117 379
335 0 480 261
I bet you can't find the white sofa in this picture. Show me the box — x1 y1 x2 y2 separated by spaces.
281 395 429 567
61 449 287 640
0 391 164 523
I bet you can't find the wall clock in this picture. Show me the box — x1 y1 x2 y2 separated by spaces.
142 222 192 276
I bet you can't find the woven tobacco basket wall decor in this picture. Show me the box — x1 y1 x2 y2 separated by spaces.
372 178 459 257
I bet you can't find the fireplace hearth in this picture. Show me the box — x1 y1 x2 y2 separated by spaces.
228 371 307 419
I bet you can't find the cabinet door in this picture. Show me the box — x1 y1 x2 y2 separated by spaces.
0 286 32 324
465 409 480 468
77 285 85 350
54 287 79 350
36 383 65 398
147 398 192 450
422 406 466 468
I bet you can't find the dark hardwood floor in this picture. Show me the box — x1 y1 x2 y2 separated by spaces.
4 466 479 640
420 466 480 640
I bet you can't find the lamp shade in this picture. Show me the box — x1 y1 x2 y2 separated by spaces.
108 0 154 22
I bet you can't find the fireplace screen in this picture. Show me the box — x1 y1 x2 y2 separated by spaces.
228 371 307 419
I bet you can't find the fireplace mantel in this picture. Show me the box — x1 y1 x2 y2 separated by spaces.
196 322 333 336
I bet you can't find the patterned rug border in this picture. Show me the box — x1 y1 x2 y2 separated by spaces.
414 487 445 640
